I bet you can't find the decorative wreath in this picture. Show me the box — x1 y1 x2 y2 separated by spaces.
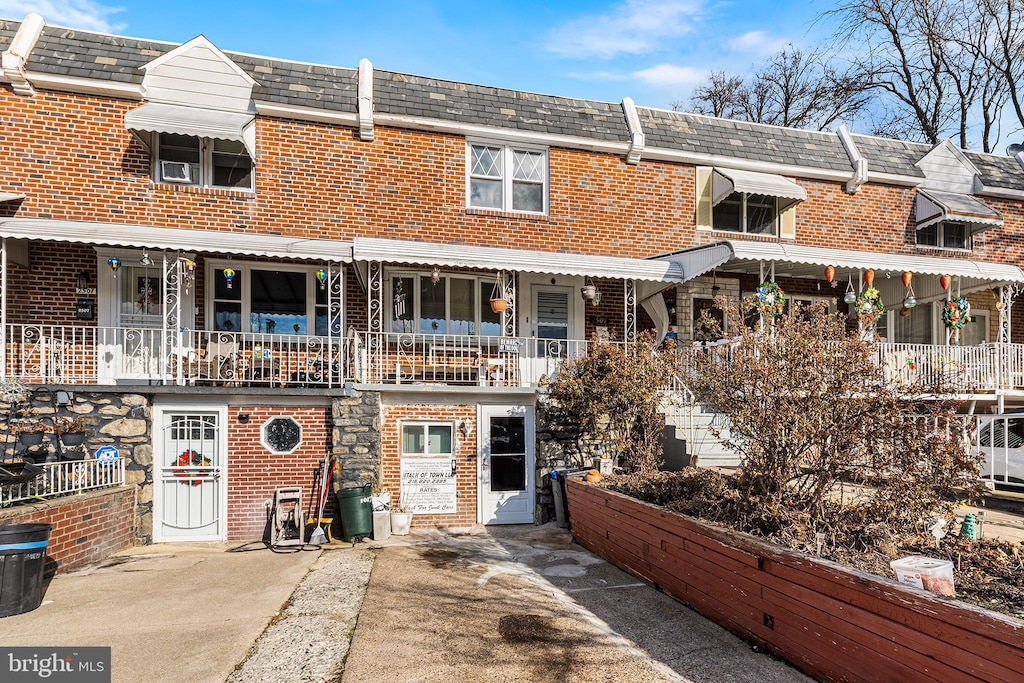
754 281 786 318
942 297 971 330
855 287 884 324
172 450 211 486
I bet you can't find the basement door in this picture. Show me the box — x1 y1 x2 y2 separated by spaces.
153 408 227 542
478 404 535 524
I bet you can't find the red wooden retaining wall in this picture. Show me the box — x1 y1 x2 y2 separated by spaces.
566 479 1024 683
0 487 136 573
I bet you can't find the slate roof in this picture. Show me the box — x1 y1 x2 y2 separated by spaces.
373 70 629 141
638 108 855 173
849 135 927 178
7 17 1024 191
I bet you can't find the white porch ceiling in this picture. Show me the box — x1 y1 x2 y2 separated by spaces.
0 218 354 262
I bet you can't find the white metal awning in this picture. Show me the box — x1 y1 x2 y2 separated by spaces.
0 218 353 262
352 237 684 282
655 240 1024 284
0 193 25 202
915 189 1003 232
124 102 256 158
712 168 807 211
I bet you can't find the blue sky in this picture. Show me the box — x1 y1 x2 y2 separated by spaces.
0 0 836 111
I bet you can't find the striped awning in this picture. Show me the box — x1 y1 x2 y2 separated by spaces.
712 168 807 211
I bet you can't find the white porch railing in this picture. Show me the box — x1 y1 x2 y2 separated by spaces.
0 457 126 506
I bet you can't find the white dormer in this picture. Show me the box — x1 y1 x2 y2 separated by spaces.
140 35 257 114
915 139 981 194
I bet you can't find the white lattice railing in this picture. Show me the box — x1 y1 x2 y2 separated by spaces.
0 457 126 506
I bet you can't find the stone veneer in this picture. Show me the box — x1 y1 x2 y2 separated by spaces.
331 388 382 489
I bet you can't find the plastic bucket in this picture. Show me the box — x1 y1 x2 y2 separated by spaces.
0 523 52 618
336 486 373 542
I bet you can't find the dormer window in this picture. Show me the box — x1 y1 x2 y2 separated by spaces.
156 133 253 190
917 221 969 250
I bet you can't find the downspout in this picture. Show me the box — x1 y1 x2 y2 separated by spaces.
837 125 868 194
1 13 44 97
621 97 645 165
357 58 375 142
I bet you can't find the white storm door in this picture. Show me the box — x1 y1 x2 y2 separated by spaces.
154 408 227 542
526 285 573 385
478 404 535 525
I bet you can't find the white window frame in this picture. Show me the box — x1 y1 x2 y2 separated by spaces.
916 221 972 251
713 192 779 235
204 260 340 336
466 141 548 214
154 133 254 192
400 422 455 457
387 269 503 336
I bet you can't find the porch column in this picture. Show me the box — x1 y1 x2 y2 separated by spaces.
327 261 343 387
161 253 183 385
1 238 6 379
998 284 1022 344
502 272 517 337
624 278 636 343
367 260 382 383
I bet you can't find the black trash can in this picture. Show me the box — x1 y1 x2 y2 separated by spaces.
0 523 52 618
336 486 373 542
550 468 589 529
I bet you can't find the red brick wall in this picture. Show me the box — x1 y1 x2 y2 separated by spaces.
224 405 331 540
381 404 477 528
0 486 136 573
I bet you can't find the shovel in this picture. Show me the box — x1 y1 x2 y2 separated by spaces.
308 454 331 545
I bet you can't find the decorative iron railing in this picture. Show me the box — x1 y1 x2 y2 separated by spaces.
0 457 126 506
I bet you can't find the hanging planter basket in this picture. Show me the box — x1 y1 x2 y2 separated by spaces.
490 298 508 313
489 271 508 313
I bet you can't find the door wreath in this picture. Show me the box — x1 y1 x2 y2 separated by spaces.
172 450 211 486
942 297 971 330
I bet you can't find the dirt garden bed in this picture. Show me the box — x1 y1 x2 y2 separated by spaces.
566 477 1024 683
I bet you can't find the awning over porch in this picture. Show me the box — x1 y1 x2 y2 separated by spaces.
124 102 257 158
0 193 25 202
351 237 684 282
0 218 354 262
915 189 1003 232
654 240 1024 288
712 168 807 211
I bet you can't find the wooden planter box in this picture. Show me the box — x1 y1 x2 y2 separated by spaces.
566 478 1024 683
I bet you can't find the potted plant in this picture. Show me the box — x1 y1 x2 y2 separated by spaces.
489 271 508 313
54 416 90 446
391 503 413 535
12 420 47 447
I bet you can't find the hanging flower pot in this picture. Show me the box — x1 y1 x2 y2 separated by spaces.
490 297 508 313
581 284 597 301
489 271 508 313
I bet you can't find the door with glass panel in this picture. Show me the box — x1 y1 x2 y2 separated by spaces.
528 285 572 384
117 263 165 380
154 409 226 541
478 405 535 524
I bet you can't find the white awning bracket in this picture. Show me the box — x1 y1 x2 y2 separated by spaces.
711 168 807 210
124 102 257 158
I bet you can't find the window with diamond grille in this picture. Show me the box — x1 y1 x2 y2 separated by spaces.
468 142 547 213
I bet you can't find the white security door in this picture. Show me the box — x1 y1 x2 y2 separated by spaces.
478 404 535 524
525 285 574 385
154 409 227 541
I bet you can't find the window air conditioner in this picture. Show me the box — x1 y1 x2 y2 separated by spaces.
160 160 193 183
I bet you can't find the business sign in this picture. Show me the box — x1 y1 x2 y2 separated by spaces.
399 458 457 514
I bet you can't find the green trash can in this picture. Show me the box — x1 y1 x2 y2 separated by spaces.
0 523 51 618
336 486 373 542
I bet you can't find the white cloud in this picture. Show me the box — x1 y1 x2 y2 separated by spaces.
633 63 704 86
0 0 124 33
727 30 787 56
546 0 705 60
566 70 631 82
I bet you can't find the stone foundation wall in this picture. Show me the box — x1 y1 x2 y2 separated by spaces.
331 389 382 489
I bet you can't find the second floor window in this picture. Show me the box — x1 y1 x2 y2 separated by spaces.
713 192 778 234
917 221 969 250
468 143 547 213
157 133 253 191
209 264 334 335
